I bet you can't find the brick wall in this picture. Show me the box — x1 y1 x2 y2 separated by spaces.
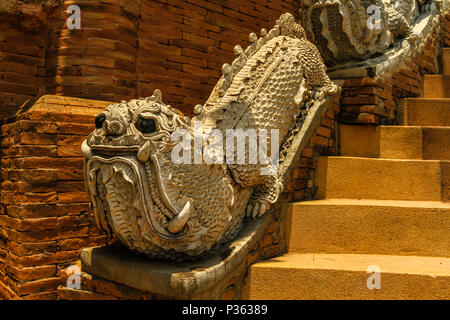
0 96 110 299
0 21 46 120
46 1 140 102
136 0 299 115
0 0 300 118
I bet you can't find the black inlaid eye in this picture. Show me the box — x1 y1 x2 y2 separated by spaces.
95 114 106 129
136 117 157 134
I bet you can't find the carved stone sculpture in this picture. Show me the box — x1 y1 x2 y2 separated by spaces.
299 0 435 65
82 13 338 261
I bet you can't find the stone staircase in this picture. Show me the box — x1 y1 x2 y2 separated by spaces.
247 48 450 299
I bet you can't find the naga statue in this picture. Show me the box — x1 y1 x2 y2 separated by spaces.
299 0 436 65
82 13 338 261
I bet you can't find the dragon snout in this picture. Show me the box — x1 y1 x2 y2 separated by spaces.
95 111 126 137
104 120 124 137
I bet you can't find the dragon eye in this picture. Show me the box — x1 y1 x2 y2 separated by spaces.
95 114 106 129
136 117 157 134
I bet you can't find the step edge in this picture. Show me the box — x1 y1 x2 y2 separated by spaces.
323 156 442 163
251 253 450 277
289 199 450 209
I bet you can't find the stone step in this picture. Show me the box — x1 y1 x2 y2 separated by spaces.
422 126 450 160
247 253 450 299
400 98 450 126
443 48 450 76
286 199 450 257
315 157 447 201
423 75 450 98
340 125 450 160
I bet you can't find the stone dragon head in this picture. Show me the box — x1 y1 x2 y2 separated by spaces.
82 90 241 260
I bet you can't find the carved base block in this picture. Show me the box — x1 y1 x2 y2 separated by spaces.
57 208 287 300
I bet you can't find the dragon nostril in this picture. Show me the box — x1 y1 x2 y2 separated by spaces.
95 114 106 129
106 120 124 136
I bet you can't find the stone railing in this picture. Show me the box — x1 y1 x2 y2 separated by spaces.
329 4 450 125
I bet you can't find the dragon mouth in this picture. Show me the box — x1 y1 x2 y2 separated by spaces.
90 145 141 157
83 140 154 164
83 140 192 242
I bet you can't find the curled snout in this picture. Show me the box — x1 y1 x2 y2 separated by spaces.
104 120 124 136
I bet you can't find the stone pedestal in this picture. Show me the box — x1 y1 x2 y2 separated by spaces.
57 211 287 300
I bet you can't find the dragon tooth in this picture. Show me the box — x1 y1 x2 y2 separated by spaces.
81 140 92 158
137 141 151 163
167 200 192 234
